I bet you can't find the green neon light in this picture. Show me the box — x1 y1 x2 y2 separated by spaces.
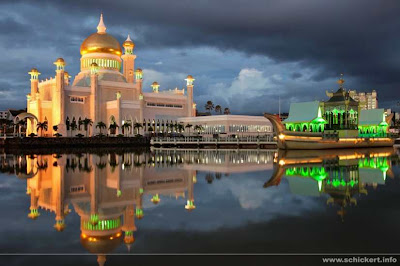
83 217 121 231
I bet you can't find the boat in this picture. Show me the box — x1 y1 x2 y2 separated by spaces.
264 76 395 150
265 113 395 149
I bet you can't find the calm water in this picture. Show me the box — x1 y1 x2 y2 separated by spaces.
0 148 399 265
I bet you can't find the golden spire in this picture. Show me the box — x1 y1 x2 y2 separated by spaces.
97 13 107 34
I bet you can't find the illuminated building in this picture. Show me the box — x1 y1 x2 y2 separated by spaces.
347 89 378 110
25 14 196 137
282 76 390 138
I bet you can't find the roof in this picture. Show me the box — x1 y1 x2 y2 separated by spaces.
9 109 26 117
358 108 386 125
284 101 321 123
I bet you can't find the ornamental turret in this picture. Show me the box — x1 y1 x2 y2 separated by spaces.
122 34 136 83
185 75 195 117
28 68 40 100
151 82 160 93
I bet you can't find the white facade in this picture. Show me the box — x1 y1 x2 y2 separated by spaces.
177 115 273 136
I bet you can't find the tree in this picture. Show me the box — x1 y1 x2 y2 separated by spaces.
185 124 193 136
70 119 78 136
96 122 106 135
215 105 222 114
78 117 83 131
148 126 154 136
224 107 231 115
82 118 93 137
36 121 48 137
193 125 203 135
205 173 214 184
109 121 119 135
122 122 132 136
133 122 143 135
204 101 214 113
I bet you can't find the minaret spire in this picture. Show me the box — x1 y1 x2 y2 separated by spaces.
97 13 107 34
126 34 132 42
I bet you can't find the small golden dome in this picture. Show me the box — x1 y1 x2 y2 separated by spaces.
135 68 142 73
30 68 38 73
81 232 123 254
80 33 122 56
152 81 159 86
186 75 194 79
56 58 65 63
123 34 135 49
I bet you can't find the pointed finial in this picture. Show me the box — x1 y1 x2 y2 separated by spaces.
97 13 107 34
337 73 345 87
126 34 132 42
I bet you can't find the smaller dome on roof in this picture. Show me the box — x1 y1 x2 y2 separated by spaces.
123 35 135 48
29 68 39 73
55 58 65 63
152 81 159 86
135 68 142 73
186 75 194 79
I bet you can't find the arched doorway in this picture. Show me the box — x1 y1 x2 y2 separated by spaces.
14 113 38 137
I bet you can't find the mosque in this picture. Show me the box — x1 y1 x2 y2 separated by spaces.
26 14 196 137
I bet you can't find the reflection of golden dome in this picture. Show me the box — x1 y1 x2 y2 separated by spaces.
80 33 122 56
81 232 123 254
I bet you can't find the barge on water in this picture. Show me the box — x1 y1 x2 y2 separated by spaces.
265 76 395 150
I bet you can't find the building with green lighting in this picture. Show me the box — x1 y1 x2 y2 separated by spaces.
283 76 389 138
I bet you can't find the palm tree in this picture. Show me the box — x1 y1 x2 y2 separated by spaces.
205 173 214 184
109 121 119 135
78 117 83 131
96 121 106 135
193 125 203 135
177 124 184 133
122 122 132 136
205 100 214 114
36 121 48 137
133 122 143 135
148 126 154 136
185 124 193 136
224 107 231 115
70 119 78 136
82 118 93 137
215 105 222 114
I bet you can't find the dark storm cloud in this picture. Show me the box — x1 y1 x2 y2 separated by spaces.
0 0 399 110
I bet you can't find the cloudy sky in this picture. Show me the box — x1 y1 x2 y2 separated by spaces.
0 0 399 114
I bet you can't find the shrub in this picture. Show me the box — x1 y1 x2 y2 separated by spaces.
117 134 124 138
76 133 84 138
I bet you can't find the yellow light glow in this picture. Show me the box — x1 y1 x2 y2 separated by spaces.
279 160 285 166
278 134 285 140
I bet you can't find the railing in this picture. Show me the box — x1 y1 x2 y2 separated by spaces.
151 135 276 145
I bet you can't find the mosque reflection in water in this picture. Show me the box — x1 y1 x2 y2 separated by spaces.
0 148 398 265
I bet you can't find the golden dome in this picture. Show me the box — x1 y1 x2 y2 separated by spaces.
81 232 123 254
135 68 142 73
152 81 159 86
29 68 38 73
123 35 135 49
80 33 122 56
55 58 65 63
186 75 194 79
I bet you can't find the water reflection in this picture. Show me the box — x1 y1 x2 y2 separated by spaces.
265 148 399 220
1 148 398 264
0 149 274 265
